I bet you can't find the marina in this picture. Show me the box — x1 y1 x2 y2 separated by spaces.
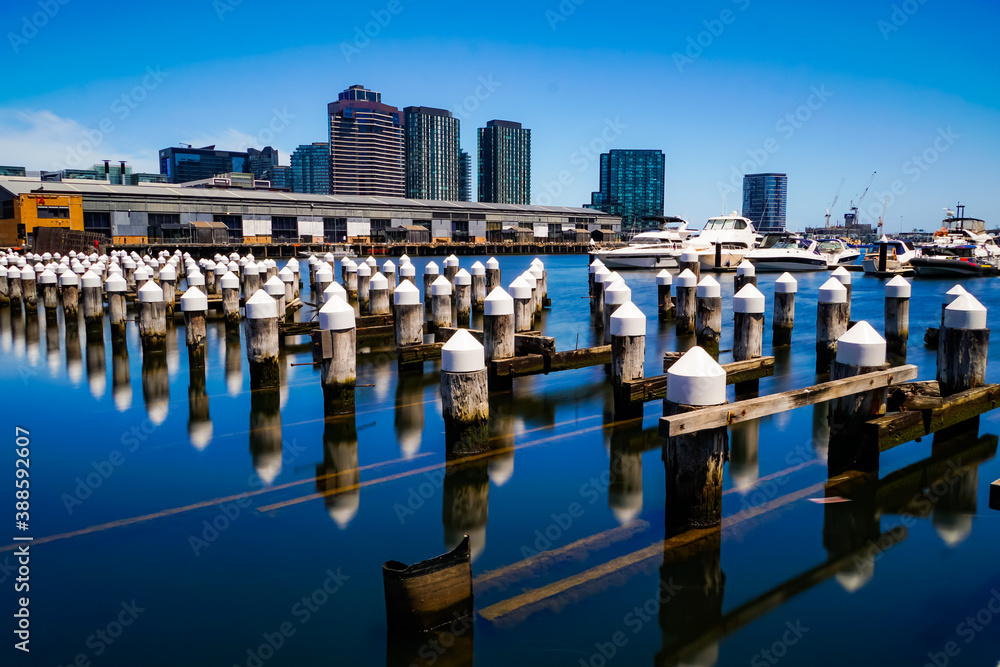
2 247 999 666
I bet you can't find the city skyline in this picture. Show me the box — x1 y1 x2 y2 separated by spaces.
0 0 996 231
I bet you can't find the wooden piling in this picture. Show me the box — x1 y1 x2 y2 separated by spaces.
816 277 849 374
520 270 538 316
399 262 416 287
444 254 459 287
611 302 646 418
733 284 765 396
603 280 631 344
528 264 544 313
831 266 852 315
59 270 79 319
695 276 722 357
423 261 440 309
657 270 674 320
279 266 295 307
220 271 241 330
81 270 104 330
245 290 281 389
370 272 391 316
884 275 910 365
137 280 167 354
20 266 36 306
734 260 757 293
454 269 472 327
592 266 611 318
486 257 501 294
356 262 372 313
7 266 22 305
772 272 796 348
441 329 489 454
264 275 287 320
588 257 604 298
484 287 515 390
286 257 301 297
345 260 359 301
0 266 8 306
678 249 701 282
431 275 453 334
319 295 357 415
829 321 888 473
394 281 423 348
38 269 58 314
938 293 989 397
510 277 533 333
106 273 128 341
942 285 967 325
471 262 487 313
315 263 333 297
122 257 136 290
159 263 177 315
382 260 397 293
181 286 208 369
675 269 697 336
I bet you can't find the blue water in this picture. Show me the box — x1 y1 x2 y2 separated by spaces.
1 255 998 666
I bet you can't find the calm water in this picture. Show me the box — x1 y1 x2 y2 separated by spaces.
2 255 999 667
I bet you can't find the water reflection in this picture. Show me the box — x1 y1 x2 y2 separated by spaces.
225 332 243 397
608 419 644 525
317 415 359 529
443 457 488 563
487 393 515 487
395 372 426 459
249 387 283 486
45 311 60 375
11 303 25 360
25 307 40 367
141 351 170 425
111 338 132 412
65 317 82 385
729 420 760 492
187 364 212 450
0 305 11 354
85 328 107 399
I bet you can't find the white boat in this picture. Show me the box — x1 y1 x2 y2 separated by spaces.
680 212 758 271
922 205 999 259
591 217 693 269
862 236 920 276
816 238 861 267
745 235 828 272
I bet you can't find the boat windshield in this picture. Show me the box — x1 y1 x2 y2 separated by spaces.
703 218 747 231
773 239 813 251
817 241 843 252
630 234 671 244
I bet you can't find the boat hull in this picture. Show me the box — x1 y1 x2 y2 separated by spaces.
747 256 828 272
861 259 914 276
911 258 996 277
698 251 747 271
592 252 679 270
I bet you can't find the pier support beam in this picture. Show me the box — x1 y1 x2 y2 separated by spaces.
695 276 722 358
772 272 796 348
675 269 697 336
611 302 646 418
441 329 489 455
319 295 357 415
245 290 280 389
884 276 910 365
816 277 849 374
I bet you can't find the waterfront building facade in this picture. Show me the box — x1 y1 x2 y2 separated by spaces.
404 106 461 201
159 146 250 184
478 120 530 205
586 149 665 235
328 85 405 197
290 143 330 195
742 172 787 233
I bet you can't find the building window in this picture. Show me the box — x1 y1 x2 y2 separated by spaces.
323 217 347 243
214 214 243 241
83 212 111 238
1 199 13 220
370 219 391 243
272 216 298 242
37 206 70 219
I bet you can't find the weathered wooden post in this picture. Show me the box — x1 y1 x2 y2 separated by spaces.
307 255 318 293
675 268 697 336
828 321 888 473
510 277 533 333
423 261 439 309
214 261 230 297
370 272 391 316
81 270 104 331
315 263 333 297
816 277 849 374
159 263 177 315
734 260 756 292
532 258 547 306
122 256 136 290
657 269 674 320
344 260 359 301
286 257 301 297
319 295 357 415
20 266 36 306
430 275 453 334
399 261 416 286
611 301 646 418
486 256 501 293
264 275 286 319
588 257 604 298
733 284 765 396
592 265 611 318
484 287 514 391
942 285 967 325
0 265 9 306
7 266 22 306
39 268 58 315
137 280 167 354
106 273 127 341
382 260 397 291
203 260 216 294
831 265 852 315
678 249 701 281
443 254 459 286
440 329 489 453
279 266 296 310
220 271 241 331
695 275 722 357
884 275 910 365
181 286 208 369
471 261 486 313
454 269 472 327
528 263 544 313
662 346 728 532
603 280 631 344
394 280 423 351
520 270 538 316
356 261 372 313
265 258 278 282
938 293 989 397
772 272 796 347
244 290 281 389
60 270 79 319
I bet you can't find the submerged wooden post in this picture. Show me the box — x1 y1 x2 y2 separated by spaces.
938 293 989 397
831 265 852 316
611 301 646 418
319 295 357 415
423 261 439 310
394 281 423 348
816 277 849 374
81 270 104 330
245 290 280 389
382 537 473 634
829 321 887 474
603 280 631 344
60 270 79 319
733 284 765 396
39 268 58 314
356 261 372 313
137 280 167 354
430 275 453 334
678 249 701 282
264 275 287 319
454 269 472 327
485 257 501 294
662 347 728 532
440 329 489 454
20 266 36 306
884 275 910 365
106 273 128 341
695 275 722 357
734 260 756 293
220 271 241 330
181 286 208 369
510 277 533 333
370 272 390 316
484 287 514 391
471 261 486 313
772 272 796 347
657 269 674 320
675 268 697 336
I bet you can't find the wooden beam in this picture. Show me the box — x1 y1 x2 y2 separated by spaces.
660 365 919 437
622 357 775 404
356 325 394 341
490 346 610 378
514 333 556 357
866 384 1000 451
397 343 443 364
436 327 484 343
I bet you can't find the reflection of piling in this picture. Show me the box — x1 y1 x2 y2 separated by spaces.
444 459 489 562
609 421 644 524
884 276 910 365
395 372 425 458
733 284 765 396
610 302 646 418
657 270 674 320
484 288 515 391
829 322 887 474
187 363 212 450
318 416 359 529
454 269 472 327
816 277 849 374
249 388 283 485
81 271 104 331
319 295 357 415
181 286 208 370
485 257 501 293
772 272 796 347
441 330 489 455
730 420 760 491
141 350 170 426
695 276 722 358
510 278 532 333
675 269 697 335
734 260 756 292
244 290 281 389
471 262 486 312
663 347 728 532
431 275 454 334
111 337 132 411
137 281 167 354
937 292 989 397
106 273 128 341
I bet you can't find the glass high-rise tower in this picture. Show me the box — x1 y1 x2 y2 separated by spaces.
742 173 787 233
404 107 461 201
458 150 471 202
477 120 530 205
327 85 404 197
586 149 665 234
290 143 330 194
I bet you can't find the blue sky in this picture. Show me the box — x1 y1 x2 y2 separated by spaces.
0 0 997 231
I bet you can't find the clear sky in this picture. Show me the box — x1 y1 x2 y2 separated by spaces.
0 0 997 232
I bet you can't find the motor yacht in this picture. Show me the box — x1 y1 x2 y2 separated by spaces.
590 217 692 269
745 235 828 272
816 238 861 267
677 212 758 271
862 236 919 276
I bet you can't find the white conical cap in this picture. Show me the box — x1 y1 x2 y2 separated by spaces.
610 490 643 525
286 257 299 270
836 321 886 367
818 277 847 304
443 254 458 267
20 266 35 280
319 295 355 331
488 455 514 486
509 277 532 300
610 301 646 337
365 256 377 268
133 266 150 282
430 274 452 295
187 270 205 287
6 266 19 278
696 275 720 298
736 260 755 276
885 275 911 298
471 261 485 276
278 266 294 282
105 273 127 292
441 328 485 373
946 284 968 301
227 261 239 273
315 263 333 279
399 263 415 277
733 284 765 314
528 265 543 280
424 261 439 275
831 265 851 285
382 260 396 273
180 286 208 312
59 271 79 286
356 262 371 277
774 272 797 294
38 268 57 284
138 280 163 303
245 289 278 319
656 269 672 286
484 287 514 316
454 268 472 286
323 281 347 303
392 280 419 305
675 268 697 288
878 234 889 243
159 264 176 280
486 257 499 269
399 253 411 264
521 271 537 288
666 346 726 406
323 252 335 262
264 275 286 296
593 266 611 282
220 271 240 290
944 293 987 330
243 261 259 275
604 280 631 306
680 249 700 263
370 272 388 290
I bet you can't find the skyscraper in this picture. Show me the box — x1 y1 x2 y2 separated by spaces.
742 173 787 233
458 150 472 202
290 143 330 194
327 84 404 197
586 149 665 234
264 165 292 190
159 146 249 183
247 147 279 180
477 120 530 205
404 106 461 201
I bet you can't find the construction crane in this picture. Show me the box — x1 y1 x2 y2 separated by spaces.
824 177 846 227
845 171 876 227
877 195 888 234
